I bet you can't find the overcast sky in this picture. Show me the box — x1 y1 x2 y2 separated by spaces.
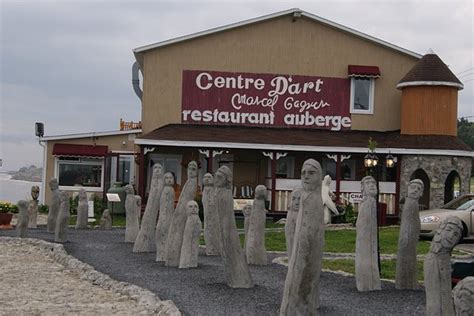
1 0 472 172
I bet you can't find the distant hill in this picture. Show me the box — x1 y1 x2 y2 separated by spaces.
8 165 42 182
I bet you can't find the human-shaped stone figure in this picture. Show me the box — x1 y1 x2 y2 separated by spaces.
124 184 141 243
28 186 40 228
285 188 302 260
280 159 325 315
322 175 338 224
55 191 70 243
75 189 89 229
156 172 176 261
424 216 463 316
16 200 29 238
355 176 381 292
395 179 424 290
246 185 268 265
47 178 60 233
453 276 474 316
202 173 222 256
99 209 112 230
165 161 198 267
134 163 164 252
214 166 253 288
242 203 252 252
179 200 202 269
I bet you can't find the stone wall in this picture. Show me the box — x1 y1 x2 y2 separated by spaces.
400 155 472 209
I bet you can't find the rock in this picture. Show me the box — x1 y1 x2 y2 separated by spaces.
16 200 29 238
285 188 302 260
47 178 60 233
28 186 40 228
202 173 222 256
55 191 70 243
246 185 268 265
156 172 175 261
124 185 141 243
75 189 89 229
179 201 202 269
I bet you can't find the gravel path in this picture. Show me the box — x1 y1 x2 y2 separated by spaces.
1 228 426 315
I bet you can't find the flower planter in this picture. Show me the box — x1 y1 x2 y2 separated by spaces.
0 213 13 226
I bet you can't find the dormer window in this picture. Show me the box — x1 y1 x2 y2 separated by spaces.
348 65 380 115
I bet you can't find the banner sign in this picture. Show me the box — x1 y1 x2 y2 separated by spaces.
181 70 351 130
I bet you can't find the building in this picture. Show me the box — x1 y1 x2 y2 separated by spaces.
41 8 472 218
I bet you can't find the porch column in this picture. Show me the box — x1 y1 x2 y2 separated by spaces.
395 155 401 215
199 149 224 173
262 151 287 212
138 146 145 198
335 154 341 201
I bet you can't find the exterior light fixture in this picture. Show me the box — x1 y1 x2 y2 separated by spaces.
364 153 373 168
385 153 396 168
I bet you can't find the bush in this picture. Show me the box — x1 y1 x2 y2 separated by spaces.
38 204 49 214
342 204 357 226
0 201 17 213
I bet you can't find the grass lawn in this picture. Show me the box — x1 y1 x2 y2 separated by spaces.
69 213 126 227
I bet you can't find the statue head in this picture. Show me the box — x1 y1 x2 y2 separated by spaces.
255 185 266 200
164 172 174 186
242 203 252 217
135 196 142 207
453 277 474 316
186 200 199 216
323 175 332 186
152 163 163 180
214 166 232 189
301 159 322 191
430 216 463 254
78 189 87 201
49 178 58 190
17 200 29 211
60 191 69 203
289 188 303 212
361 176 377 199
407 179 424 200
124 184 134 195
187 161 198 179
102 209 111 218
203 173 214 187
31 186 40 200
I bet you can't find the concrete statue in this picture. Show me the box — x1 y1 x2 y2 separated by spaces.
285 188 302 259
202 173 222 256
124 184 141 243
16 200 29 238
355 176 381 292
99 209 112 230
179 200 202 269
134 163 164 252
322 175 338 224
55 191 70 243
280 159 325 315
424 216 463 316
47 178 60 233
242 203 252 252
453 276 474 316
28 185 39 228
75 189 89 229
214 165 254 288
395 179 424 290
156 172 176 262
246 185 268 265
165 161 198 267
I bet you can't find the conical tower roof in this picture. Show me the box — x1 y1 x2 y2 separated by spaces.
397 51 463 90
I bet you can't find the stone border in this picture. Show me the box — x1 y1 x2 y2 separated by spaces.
0 237 181 316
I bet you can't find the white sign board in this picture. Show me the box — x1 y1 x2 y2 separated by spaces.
349 193 363 204
87 201 94 217
106 193 121 202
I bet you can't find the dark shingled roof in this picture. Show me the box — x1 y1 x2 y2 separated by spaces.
138 124 472 152
398 53 463 88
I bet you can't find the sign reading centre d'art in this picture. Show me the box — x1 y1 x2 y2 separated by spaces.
181 70 351 131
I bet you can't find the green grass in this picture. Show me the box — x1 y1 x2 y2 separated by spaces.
234 218 284 229
69 213 126 227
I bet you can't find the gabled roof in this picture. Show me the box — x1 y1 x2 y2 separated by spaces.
133 8 421 66
397 51 464 90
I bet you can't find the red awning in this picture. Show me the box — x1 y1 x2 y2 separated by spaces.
52 144 108 157
348 65 381 78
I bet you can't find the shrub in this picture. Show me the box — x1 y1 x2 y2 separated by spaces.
0 201 18 213
38 204 49 214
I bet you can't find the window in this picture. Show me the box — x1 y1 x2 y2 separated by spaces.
57 158 103 189
322 158 355 180
276 157 295 178
350 77 374 114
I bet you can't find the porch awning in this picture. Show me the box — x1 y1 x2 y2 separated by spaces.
135 124 473 157
348 65 381 78
52 144 108 157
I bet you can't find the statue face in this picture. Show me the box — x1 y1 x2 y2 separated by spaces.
78 189 87 199
301 163 321 191
187 161 198 178
124 184 134 194
164 173 174 186
407 182 423 200
255 185 266 199
440 222 462 249
242 204 252 216
214 170 226 188
49 178 58 190
203 173 214 186
152 163 163 178
363 179 378 197
186 200 199 216
291 190 302 212
31 186 40 200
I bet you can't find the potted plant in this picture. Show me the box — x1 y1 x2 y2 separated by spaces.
0 201 16 226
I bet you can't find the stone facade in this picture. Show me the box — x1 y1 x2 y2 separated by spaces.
400 155 472 209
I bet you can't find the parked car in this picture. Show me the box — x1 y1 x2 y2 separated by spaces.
419 194 474 239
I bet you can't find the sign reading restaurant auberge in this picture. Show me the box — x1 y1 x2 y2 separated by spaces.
181 70 351 131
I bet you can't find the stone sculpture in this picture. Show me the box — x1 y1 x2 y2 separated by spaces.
165 161 198 267
75 189 89 229
395 179 424 290
124 184 141 243
242 203 252 252
202 173 222 256
16 200 29 238
134 163 164 252
55 191 70 243
214 165 254 288
322 175 338 224
355 176 381 292
424 216 463 316
179 200 202 269
47 178 60 233
280 159 325 315
156 172 176 261
246 185 268 265
453 276 474 316
285 188 302 259
28 186 39 228
99 209 112 230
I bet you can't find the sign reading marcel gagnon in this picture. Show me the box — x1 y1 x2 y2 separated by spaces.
181 70 351 131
